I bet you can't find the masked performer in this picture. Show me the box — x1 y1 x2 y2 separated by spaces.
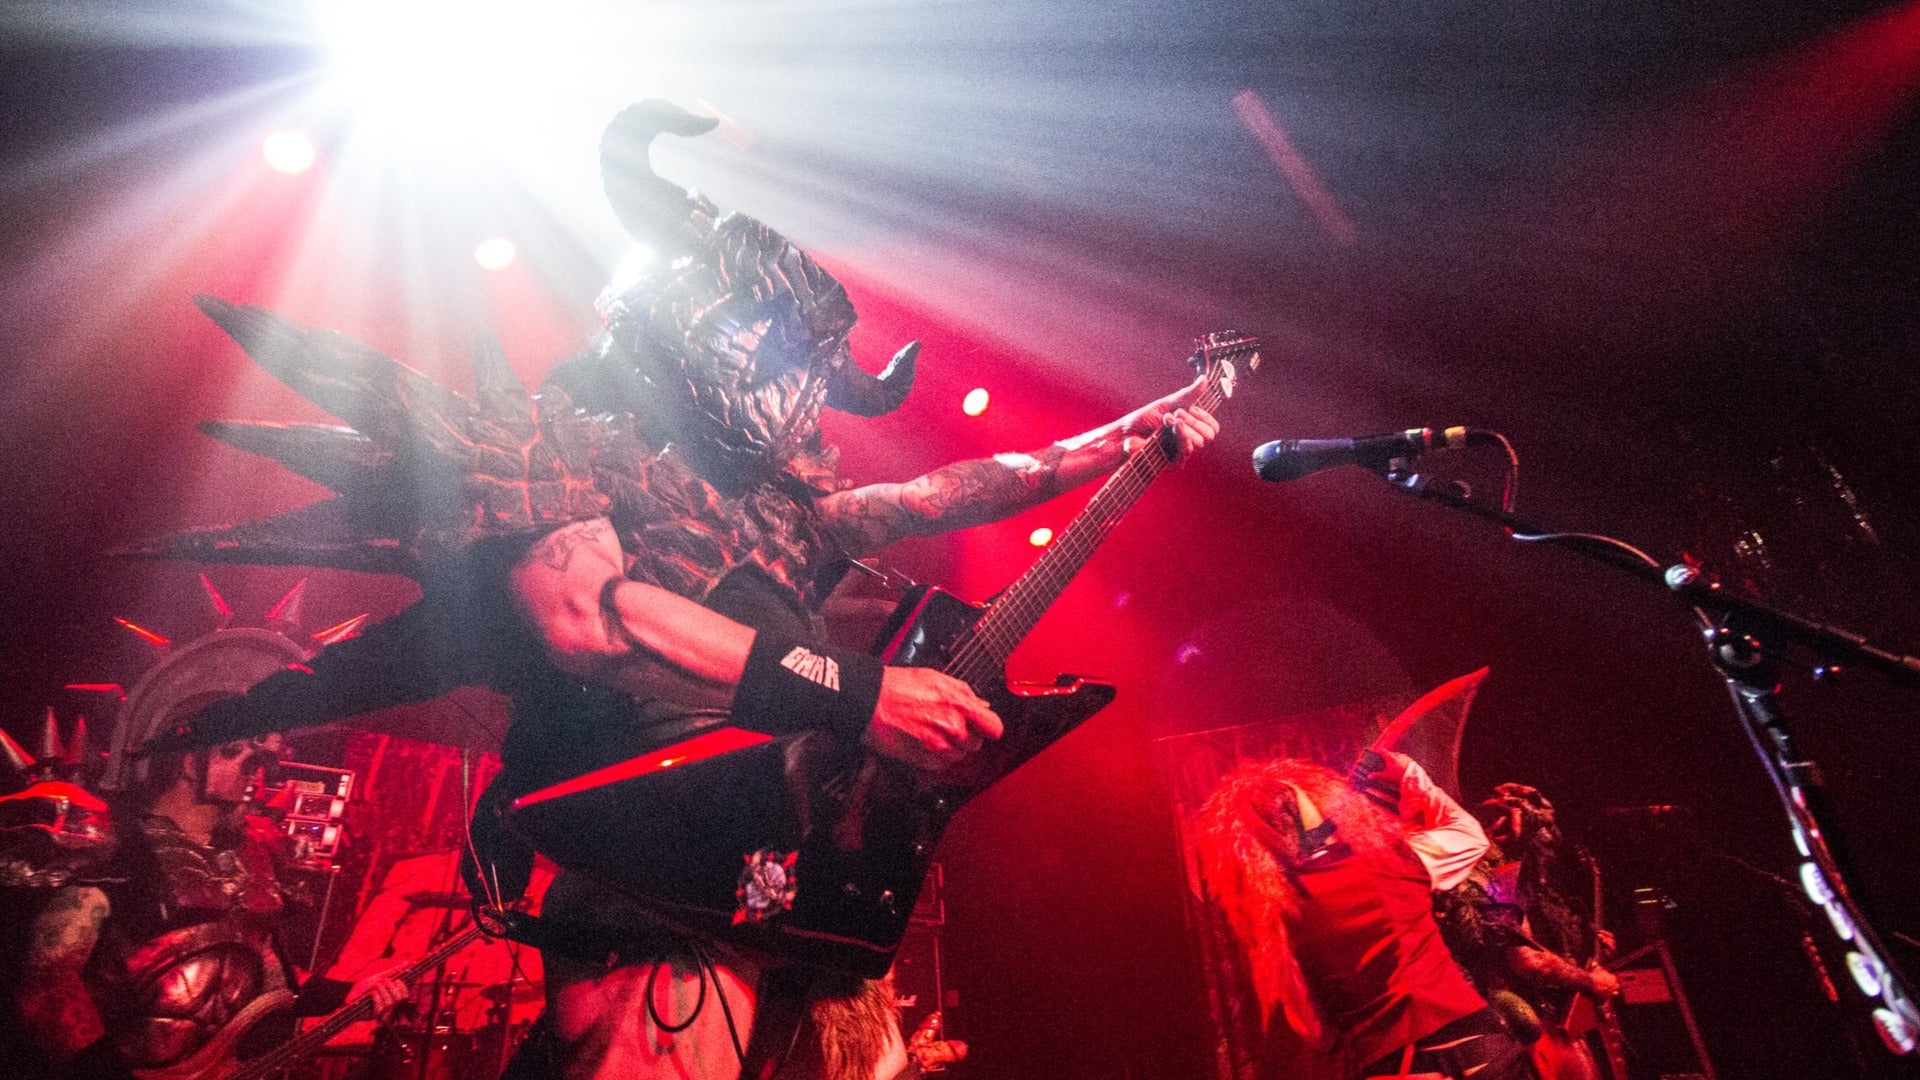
3 723 408 1080
1435 784 1620 1080
1195 749 1536 1080
129 101 1219 1079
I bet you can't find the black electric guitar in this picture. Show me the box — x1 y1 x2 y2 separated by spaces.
504 332 1261 977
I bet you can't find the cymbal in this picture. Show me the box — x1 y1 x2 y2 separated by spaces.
402 890 471 908
480 981 544 1004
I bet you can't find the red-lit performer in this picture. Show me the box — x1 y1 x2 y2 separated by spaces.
130 101 1217 1078
1196 749 1538 1080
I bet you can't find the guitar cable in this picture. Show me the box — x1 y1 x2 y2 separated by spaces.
643 936 751 1069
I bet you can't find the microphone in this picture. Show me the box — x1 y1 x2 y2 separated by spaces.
1253 426 1488 482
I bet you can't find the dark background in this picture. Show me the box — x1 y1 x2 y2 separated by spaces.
5 1 1920 1077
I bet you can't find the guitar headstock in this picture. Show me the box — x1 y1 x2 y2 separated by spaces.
1188 331 1262 399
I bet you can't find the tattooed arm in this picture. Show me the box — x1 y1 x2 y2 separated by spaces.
16 885 111 1064
509 518 1002 769
817 376 1219 556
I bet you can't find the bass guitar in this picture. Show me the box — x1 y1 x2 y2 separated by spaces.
135 923 485 1080
1562 846 1631 1080
504 331 1261 977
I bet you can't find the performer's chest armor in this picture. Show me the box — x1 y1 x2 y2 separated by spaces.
98 822 286 1068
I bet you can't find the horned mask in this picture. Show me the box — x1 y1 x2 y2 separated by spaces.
591 100 918 487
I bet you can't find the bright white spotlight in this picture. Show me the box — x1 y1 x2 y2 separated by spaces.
316 0 633 146
962 387 990 416
262 130 317 174
474 236 517 271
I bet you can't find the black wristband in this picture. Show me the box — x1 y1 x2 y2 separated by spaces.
729 632 884 741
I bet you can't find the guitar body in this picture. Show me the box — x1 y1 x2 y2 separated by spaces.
132 989 297 1080
876 586 1118 795
1591 997 1630 1080
1538 991 1629 1080
504 585 1113 978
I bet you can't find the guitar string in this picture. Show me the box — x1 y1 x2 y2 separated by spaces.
954 361 1235 671
946 372 1231 683
945 434 1163 684
944 367 1234 686
951 448 1162 679
940 353 1236 676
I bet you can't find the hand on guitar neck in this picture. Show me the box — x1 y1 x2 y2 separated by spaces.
1582 928 1621 1002
1581 962 1621 1002
342 964 411 1021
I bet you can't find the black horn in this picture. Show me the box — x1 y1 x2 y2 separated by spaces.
827 341 920 417
601 100 720 258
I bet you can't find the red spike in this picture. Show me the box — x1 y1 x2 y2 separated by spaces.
64 683 127 701
65 716 88 766
266 578 309 629
200 573 234 626
38 707 64 763
114 617 172 650
0 727 35 777
311 613 371 646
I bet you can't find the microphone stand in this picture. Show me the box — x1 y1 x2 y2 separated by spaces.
1375 466 1920 1058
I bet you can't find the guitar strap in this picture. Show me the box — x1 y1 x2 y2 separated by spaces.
738 965 813 1080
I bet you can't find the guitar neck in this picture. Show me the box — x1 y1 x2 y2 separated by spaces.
945 372 1232 688
234 922 486 1080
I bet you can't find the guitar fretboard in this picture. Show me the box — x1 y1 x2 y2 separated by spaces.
944 362 1238 689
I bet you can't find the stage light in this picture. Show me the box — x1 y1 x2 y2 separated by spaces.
1876 1007 1918 1055
963 387 990 416
262 130 317 174
314 0 645 151
474 236 518 271
1849 950 1888 998
1828 902 1857 942
1028 526 1053 547
1801 861 1835 906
